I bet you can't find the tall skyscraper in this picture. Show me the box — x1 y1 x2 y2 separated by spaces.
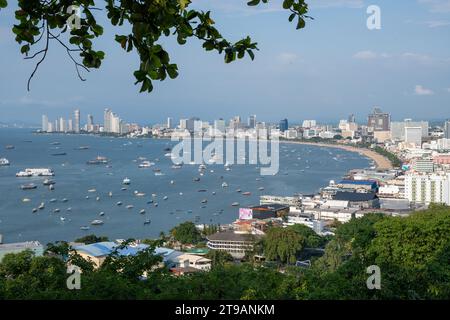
87 114 94 132
42 115 48 132
59 117 66 133
368 107 390 131
74 109 80 133
248 115 256 128
104 109 112 133
67 119 73 132
444 120 450 139
167 117 173 129
348 114 356 123
279 119 289 132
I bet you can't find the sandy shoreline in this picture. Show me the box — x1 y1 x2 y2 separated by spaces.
281 140 393 170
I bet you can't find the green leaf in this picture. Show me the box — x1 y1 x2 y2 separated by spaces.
247 0 260 6
20 44 29 54
0 0 7 9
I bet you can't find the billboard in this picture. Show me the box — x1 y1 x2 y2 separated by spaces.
239 208 253 220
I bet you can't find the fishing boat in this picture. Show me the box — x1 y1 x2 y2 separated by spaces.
91 220 104 226
122 177 131 185
121 187 127 191
21 183 37 190
0 158 10 166
42 179 55 186
86 156 109 165
236 189 242 193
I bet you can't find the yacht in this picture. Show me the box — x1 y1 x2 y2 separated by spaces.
43 179 55 186
122 177 131 185
16 168 54 177
0 158 10 166
138 161 154 168
21 183 37 190
86 156 109 165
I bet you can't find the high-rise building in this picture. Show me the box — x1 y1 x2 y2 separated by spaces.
167 117 173 129
179 119 188 130
391 120 428 141
348 114 356 123
368 107 390 131
248 115 256 128
74 109 80 133
214 119 226 135
104 109 112 133
111 113 121 134
42 115 48 132
279 119 288 132
405 127 423 147
87 114 94 132
405 173 450 205
59 117 66 133
444 120 450 139
67 119 73 132
302 120 316 128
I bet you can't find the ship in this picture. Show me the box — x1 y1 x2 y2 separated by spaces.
51 152 67 156
122 177 131 185
90 220 104 226
138 161 154 168
42 179 55 186
5 145 14 149
86 156 109 165
21 183 37 190
0 158 10 166
16 168 54 177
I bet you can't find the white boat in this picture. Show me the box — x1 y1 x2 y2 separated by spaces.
32 208 37 213
222 182 228 188
91 220 104 225
0 158 10 166
171 164 182 169
38 202 45 210
43 179 55 185
49 184 55 191
99 212 105 216
163 196 168 200
122 177 131 185
126 205 134 209
96 196 100 201
258 187 265 191
88 188 96 193
60 217 66 222
144 219 151 225
108 191 113 197
135 192 146 197
154 172 165 176
138 161 154 168
22 198 31 202
16 168 54 177
53 208 60 213
116 201 123 206
80 226 90 230
170 180 175 184
231 202 240 206
139 209 146 214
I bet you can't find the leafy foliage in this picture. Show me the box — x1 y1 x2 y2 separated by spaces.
170 221 202 244
263 227 305 264
0 0 311 92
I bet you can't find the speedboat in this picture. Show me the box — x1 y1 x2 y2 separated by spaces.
21 183 37 190
91 220 104 226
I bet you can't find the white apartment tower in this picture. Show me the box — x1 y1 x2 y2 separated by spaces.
405 173 450 205
74 109 80 133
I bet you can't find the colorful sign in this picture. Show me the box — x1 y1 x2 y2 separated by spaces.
239 208 253 220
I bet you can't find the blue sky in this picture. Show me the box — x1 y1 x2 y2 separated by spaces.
0 0 449 125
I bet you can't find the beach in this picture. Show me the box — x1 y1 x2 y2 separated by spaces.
281 140 393 170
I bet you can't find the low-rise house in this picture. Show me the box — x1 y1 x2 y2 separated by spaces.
170 253 211 271
206 231 262 259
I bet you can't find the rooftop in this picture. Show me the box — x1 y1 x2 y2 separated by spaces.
73 242 149 257
0 241 43 251
207 231 261 242
333 192 378 202
339 179 378 186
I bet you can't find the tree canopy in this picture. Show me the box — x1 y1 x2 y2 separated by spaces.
170 221 202 244
0 0 311 92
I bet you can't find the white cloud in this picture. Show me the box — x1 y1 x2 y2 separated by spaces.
353 50 378 60
425 20 450 28
414 85 434 95
277 52 300 64
418 0 450 13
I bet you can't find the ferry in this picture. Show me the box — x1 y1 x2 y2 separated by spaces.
0 158 10 166
20 183 37 190
86 156 109 165
16 168 54 177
